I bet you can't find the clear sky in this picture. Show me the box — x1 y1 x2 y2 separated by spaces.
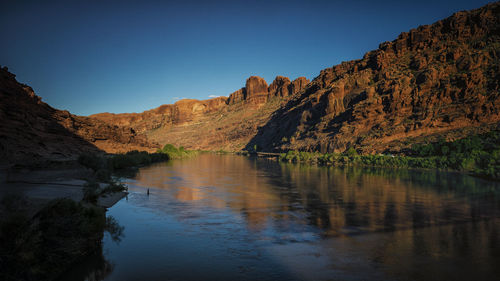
0 0 493 115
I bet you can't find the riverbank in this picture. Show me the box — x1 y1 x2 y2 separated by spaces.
66 153 500 281
0 145 200 280
0 161 128 281
239 130 500 181
0 194 123 281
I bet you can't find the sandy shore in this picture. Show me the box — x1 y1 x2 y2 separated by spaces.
0 167 127 217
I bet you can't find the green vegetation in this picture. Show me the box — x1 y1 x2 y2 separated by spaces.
411 130 500 179
79 144 199 174
78 145 197 203
78 150 169 172
109 150 169 169
0 196 123 281
1 143 197 281
157 144 199 159
279 130 500 180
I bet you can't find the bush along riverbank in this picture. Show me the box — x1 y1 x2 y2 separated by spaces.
78 144 197 176
77 145 199 204
78 149 166 202
156 144 199 159
0 148 186 280
0 148 132 280
279 131 500 181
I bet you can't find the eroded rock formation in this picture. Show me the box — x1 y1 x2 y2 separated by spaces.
0 67 156 166
91 75 311 143
247 2 500 154
5 2 498 157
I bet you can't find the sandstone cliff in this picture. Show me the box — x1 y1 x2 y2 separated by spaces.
90 75 310 150
247 2 500 154
0 67 156 166
89 2 499 154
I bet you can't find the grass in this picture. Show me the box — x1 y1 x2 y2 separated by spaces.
156 144 198 159
278 130 500 180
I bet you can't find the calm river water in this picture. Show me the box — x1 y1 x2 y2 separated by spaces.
62 154 500 281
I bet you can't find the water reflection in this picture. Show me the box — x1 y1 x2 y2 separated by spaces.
133 154 500 236
59 216 124 281
71 154 500 281
58 247 114 281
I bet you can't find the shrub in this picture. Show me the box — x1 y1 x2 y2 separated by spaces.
346 147 358 157
276 130 500 180
158 144 198 159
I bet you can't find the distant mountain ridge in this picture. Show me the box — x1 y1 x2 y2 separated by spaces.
89 75 310 151
91 2 500 153
2 2 499 161
90 75 310 134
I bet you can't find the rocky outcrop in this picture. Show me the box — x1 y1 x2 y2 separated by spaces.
247 2 500 154
227 88 246 105
88 3 500 154
0 67 155 166
290 77 310 96
91 74 310 142
268 76 291 98
245 76 269 105
91 96 229 134
268 76 311 98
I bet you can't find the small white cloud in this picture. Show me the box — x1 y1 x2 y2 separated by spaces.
208 95 218 98
172 97 186 101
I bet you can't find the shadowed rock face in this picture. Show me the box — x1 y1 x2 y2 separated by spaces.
247 2 500 154
0 67 156 166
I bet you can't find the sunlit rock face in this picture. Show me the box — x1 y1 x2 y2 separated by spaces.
90 74 310 151
268 76 311 98
93 3 499 154
245 76 269 105
247 2 500 154
268 76 291 98
290 77 310 95
227 88 246 105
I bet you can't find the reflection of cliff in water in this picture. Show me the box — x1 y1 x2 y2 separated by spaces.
368 219 500 280
270 163 500 236
131 154 500 236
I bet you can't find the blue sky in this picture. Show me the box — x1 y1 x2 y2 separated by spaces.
0 0 493 115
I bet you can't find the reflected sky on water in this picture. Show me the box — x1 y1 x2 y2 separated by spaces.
63 154 500 281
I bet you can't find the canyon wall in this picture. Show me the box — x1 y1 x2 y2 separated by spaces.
247 2 500 153
92 3 500 154
0 67 156 166
3 2 499 158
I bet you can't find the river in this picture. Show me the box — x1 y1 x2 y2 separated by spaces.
61 153 500 281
